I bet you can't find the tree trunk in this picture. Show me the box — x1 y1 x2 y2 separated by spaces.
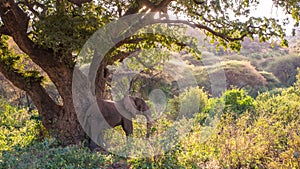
0 59 86 145
56 98 86 145
0 0 88 145
53 76 86 145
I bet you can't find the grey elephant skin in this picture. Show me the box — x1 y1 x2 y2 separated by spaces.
83 96 152 150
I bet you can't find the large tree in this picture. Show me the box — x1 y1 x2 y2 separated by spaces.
0 0 299 145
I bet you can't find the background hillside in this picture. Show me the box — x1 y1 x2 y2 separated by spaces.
126 30 300 99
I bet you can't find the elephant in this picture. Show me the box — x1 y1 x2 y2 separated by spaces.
83 95 153 150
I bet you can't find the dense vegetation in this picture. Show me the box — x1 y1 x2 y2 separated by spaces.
1 70 299 168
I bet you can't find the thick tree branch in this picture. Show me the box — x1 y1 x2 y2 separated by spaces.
0 58 61 128
0 0 29 31
140 0 173 12
109 49 141 65
194 23 247 41
146 18 249 42
0 0 76 102
0 0 58 66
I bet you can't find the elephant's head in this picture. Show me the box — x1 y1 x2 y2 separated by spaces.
123 95 153 138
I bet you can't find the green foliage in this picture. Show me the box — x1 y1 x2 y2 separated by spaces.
110 24 200 73
195 88 255 125
32 1 111 57
0 98 43 153
127 86 299 168
171 0 291 50
125 48 170 71
211 108 299 168
0 36 43 85
1 0 300 167
168 87 208 119
1 139 112 169
272 0 300 27
128 144 185 169
222 88 255 116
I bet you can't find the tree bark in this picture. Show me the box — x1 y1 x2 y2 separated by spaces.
51 67 86 145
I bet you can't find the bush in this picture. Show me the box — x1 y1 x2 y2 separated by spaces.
195 88 255 126
128 144 184 169
168 87 208 119
222 88 255 116
194 97 223 126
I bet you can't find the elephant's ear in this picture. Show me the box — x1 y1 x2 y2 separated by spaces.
123 96 138 118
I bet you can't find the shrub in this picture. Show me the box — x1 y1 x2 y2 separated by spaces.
267 87 285 96
194 88 255 127
168 87 208 119
194 97 223 126
128 144 185 169
222 88 255 116
212 111 299 169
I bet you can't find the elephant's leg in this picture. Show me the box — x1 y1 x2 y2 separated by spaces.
121 118 133 137
89 139 99 150
122 118 134 152
88 115 106 151
89 130 106 151
89 130 104 151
